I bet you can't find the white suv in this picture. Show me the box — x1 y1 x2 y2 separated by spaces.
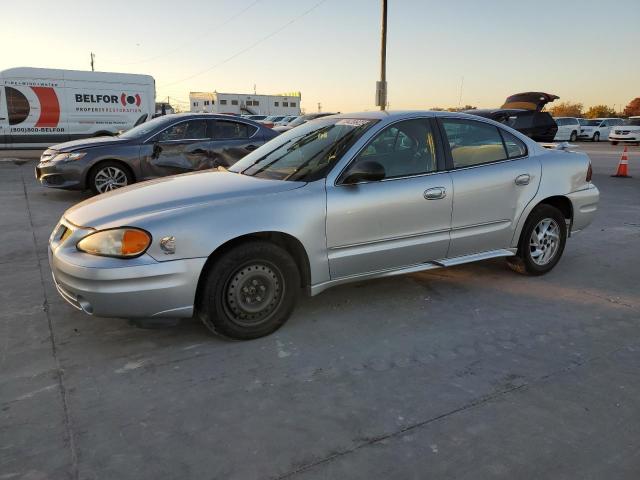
578 117 624 142
609 117 640 145
553 117 581 142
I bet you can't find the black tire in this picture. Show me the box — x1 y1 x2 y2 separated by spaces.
611 141 619 146
507 204 567 276
198 240 300 340
88 161 134 194
569 131 578 142
593 132 600 142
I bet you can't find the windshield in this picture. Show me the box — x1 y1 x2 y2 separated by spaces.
583 120 601 126
118 116 175 139
625 118 640 126
228 117 377 182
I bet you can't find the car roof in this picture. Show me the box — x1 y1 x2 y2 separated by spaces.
158 112 264 126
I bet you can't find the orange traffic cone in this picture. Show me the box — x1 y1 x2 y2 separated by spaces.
612 147 631 178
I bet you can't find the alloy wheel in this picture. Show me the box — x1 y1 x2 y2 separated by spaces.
94 166 128 193
529 218 560 266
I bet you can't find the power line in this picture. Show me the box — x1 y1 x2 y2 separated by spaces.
158 0 328 89
115 0 263 66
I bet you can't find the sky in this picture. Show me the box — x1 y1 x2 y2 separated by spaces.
2 0 638 113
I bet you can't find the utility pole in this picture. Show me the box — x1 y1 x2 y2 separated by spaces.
90 52 95 72
376 0 388 111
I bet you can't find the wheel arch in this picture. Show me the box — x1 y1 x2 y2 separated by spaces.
85 159 136 190
193 231 312 314
512 195 574 247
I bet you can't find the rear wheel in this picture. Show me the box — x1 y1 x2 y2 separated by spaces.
507 205 567 276
198 241 300 340
88 161 133 194
593 132 600 142
569 131 578 142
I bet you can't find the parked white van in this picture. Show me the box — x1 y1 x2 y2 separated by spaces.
0 67 155 148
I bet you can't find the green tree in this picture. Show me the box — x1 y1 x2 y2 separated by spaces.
548 101 583 117
623 98 640 117
584 105 617 118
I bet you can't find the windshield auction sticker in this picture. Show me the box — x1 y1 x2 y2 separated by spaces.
336 119 371 127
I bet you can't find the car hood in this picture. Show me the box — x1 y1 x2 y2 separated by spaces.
50 136 131 152
64 170 305 228
615 125 640 131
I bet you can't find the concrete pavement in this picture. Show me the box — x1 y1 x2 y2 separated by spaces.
1 143 639 479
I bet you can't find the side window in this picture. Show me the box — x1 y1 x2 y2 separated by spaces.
500 130 527 158
212 120 257 140
352 119 437 179
441 119 507 168
555 118 565 126
156 120 207 141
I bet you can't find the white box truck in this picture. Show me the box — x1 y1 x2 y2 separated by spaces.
0 67 155 148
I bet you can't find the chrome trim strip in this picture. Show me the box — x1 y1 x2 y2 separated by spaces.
52 273 82 311
450 219 511 232
311 261 442 296
328 228 450 251
432 249 516 267
310 247 517 296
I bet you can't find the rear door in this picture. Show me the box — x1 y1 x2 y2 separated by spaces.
439 117 541 258
144 119 213 177
207 119 263 168
0 87 7 147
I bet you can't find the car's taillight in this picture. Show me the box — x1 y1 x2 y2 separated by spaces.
586 162 593 182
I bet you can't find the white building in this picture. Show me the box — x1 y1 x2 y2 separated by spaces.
189 91 301 116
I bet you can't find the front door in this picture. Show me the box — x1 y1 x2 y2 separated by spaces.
439 117 541 258
326 118 452 279
0 87 7 147
142 119 213 178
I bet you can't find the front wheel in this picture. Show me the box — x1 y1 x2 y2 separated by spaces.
88 161 133 194
507 205 567 276
569 131 578 142
611 141 619 146
593 132 600 142
198 241 300 340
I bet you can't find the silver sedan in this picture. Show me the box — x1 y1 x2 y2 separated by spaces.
49 111 599 339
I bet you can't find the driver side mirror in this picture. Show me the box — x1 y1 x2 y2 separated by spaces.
342 160 386 185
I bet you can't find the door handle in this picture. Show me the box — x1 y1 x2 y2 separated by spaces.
424 187 446 200
245 144 258 151
515 174 531 186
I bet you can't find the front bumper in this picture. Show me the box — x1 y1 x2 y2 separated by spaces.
609 134 639 142
35 160 85 190
567 184 599 234
48 220 207 318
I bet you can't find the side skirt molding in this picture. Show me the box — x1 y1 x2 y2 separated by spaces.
310 248 517 296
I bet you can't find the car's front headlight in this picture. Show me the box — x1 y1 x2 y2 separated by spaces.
53 152 87 162
77 228 152 258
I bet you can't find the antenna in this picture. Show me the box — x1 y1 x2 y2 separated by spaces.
253 84 257 95
90 52 95 72
457 76 464 109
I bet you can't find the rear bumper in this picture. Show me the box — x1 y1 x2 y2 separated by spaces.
49 246 207 318
568 184 599 234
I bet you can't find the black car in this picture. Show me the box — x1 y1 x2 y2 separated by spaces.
465 92 559 142
35 114 278 194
